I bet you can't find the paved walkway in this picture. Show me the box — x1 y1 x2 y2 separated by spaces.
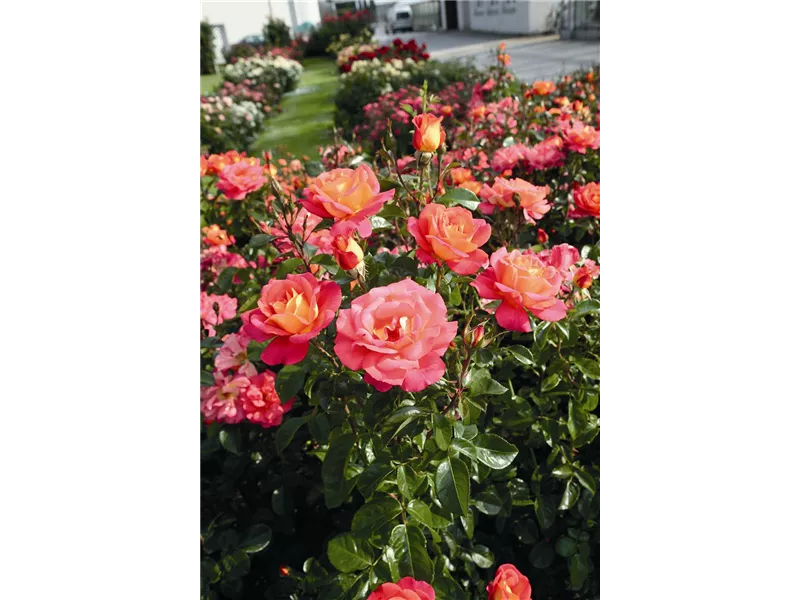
375 30 599 83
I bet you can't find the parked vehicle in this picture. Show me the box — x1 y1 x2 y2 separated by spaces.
387 4 413 33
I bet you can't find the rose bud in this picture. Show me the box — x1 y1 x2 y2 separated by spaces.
279 565 290 577
333 235 364 272
412 113 445 153
573 259 600 289
537 228 549 244
464 324 485 348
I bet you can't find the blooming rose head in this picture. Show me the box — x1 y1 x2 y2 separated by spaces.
215 332 257 377
335 279 458 392
523 137 566 171
202 224 234 247
448 167 474 186
201 155 208 177
332 234 364 271
242 273 342 365
241 370 294 427
472 247 567 331
201 373 249 424
539 243 581 278
201 292 238 336
367 577 435 600
412 113 446 153
562 120 600 154
532 80 556 95
479 178 551 223
574 258 600 289
569 182 600 218
217 160 267 200
486 564 531 600
407 203 491 275
301 164 395 237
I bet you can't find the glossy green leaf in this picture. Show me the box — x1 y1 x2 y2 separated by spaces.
388 524 433 582
555 536 578 557
352 496 403 534
275 365 306 403
572 357 600 379
472 434 518 469
508 345 535 366
322 433 356 508
275 416 309 453
438 188 480 211
433 414 452 451
466 368 508 396
435 456 470 516
276 257 305 278
406 499 435 530
327 533 373 573
240 524 272 554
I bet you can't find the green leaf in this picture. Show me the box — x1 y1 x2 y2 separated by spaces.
275 365 306 403
220 549 251 580
541 372 561 392
396 465 412 499
438 188 480 211
535 495 558 531
309 413 331 444
472 434 519 469
200 337 223 349
310 253 338 268
435 456 470 517
201 371 215 387
357 463 394 499
568 399 589 441
389 524 433 582
322 433 356 508
450 437 477 461
552 465 573 479
464 545 494 569
433 414 452 451
275 416 309 453
508 345 535 366
247 233 273 248
569 548 591 589
240 524 272 554
572 357 600 379
559 479 581 510
386 406 427 424
399 103 415 115
370 216 393 231
573 466 597 495
378 204 407 219
406 499 435 530
466 368 508 396
215 267 236 293
219 428 240 454
529 541 555 569
352 496 403 534
555 536 578 557
475 487 503 515
327 533 373 573
571 299 600 318
276 257 305 278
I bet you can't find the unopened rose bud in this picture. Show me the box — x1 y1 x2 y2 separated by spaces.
465 325 485 348
573 259 600 289
333 235 365 274
412 113 445 152
279 565 290 577
537 228 549 244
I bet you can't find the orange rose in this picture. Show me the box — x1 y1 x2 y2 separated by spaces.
407 203 491 275
459 181 483 195
441 104 453 116
470 105 487 120
448 167 474 186
201 156 208 177
301 164 395 237
332 235 364 271
202 224 234 247
569 182 600 218
412 113 446 153
486 564 532 600
532 80 556 95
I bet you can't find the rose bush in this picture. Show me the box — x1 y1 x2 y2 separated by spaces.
201 58 599 600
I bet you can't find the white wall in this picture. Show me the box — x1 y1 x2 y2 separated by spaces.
201 1 322 46
468 0 556 35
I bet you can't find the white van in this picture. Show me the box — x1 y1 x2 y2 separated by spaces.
387 4 414 33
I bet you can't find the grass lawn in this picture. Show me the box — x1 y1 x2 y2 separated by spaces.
201 73 222 95
251 58 338 159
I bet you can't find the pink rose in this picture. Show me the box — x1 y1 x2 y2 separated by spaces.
242 273 342 365
201 373 249 424
301 164 395 237
538 243 580 277
522 137 566 171
471 247 567 331
201 292 238 336
334 279 458 392
478 178 551 224
367 577 435 600
407 203 491 275
216 161 267 200
215 332 257 377
241 370 294 427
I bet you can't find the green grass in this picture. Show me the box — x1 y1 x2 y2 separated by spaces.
201 73 222 95
251 58 338 159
